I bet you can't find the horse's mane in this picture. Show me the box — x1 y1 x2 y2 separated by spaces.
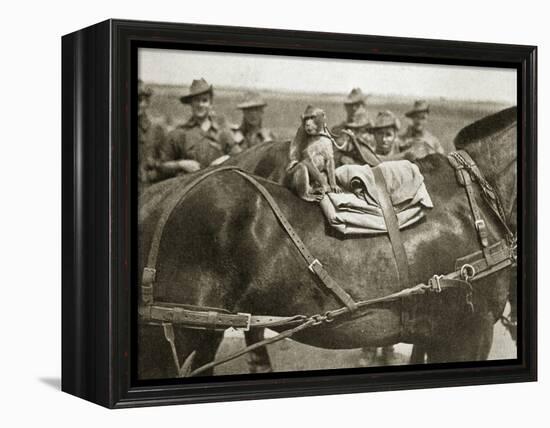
454 106 517 149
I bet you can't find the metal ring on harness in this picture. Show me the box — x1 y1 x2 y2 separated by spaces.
460 263 476 281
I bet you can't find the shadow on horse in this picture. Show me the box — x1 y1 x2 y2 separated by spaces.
138 107 517 379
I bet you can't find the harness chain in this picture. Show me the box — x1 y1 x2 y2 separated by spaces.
139 154 516 377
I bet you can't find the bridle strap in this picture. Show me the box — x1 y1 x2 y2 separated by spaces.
448 150 517 267
448 150 514 240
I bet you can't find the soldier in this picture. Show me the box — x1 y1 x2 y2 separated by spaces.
370 110 402 161
331 88 375 165
156 78 234 179
400 100 444 157
229 91 275 155
137 79 166 190
333 110 376 166
332 88 371 135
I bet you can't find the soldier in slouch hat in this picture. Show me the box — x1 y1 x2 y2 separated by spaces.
229 91 276 154
331 88 375 165
155 78 235 179
400 100 444 157
369 110 402 161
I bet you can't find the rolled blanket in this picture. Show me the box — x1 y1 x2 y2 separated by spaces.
320 161 433 235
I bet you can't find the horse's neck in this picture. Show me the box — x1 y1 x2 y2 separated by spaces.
466 126 517 232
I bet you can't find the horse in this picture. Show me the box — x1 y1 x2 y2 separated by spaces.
138 107 517 379
222 123 444 369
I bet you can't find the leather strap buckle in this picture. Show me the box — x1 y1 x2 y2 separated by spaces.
235 313 252 332
142 267 156 285
475 219 486 232
429 274 444 293
308 259 322 273
141 283 154 306
475 219 489 247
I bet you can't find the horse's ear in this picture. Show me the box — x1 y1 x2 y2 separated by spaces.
454 106 517 149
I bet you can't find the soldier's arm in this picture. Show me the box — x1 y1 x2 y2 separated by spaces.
156 130 200 176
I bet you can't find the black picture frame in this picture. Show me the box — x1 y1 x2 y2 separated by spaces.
62 19 537 408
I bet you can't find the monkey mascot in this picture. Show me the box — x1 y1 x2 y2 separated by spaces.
286 106 343 202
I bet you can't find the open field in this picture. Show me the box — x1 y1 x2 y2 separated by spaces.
146 83 513 153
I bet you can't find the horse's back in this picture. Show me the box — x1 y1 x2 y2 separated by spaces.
225 140 290 183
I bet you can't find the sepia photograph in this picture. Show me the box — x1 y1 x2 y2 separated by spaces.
136 47 518 380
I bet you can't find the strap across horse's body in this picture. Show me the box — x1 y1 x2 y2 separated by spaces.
141 165 358 315
142 165 242 305
372 167 411 288
138 156 516 377
141 154 515 331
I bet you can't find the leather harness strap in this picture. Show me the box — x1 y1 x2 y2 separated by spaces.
372 167 411 288
232 170 358 311
140 155 516 338
141 165 358 312
448 154 489 246
142 165 243 303
139 303 306 331
447 150 512 267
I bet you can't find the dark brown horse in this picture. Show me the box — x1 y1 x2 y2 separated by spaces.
138 107 517 379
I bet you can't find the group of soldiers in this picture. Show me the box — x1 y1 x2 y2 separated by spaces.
138 78 275 190
138 77 444 192
331 88 444 164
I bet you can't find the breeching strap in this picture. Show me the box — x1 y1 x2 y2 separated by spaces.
141 165 245 304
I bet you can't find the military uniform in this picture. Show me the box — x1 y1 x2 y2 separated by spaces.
155 78 236 179
332 111 375 166
400 126 444 154
138 113 166 186
370 110 403 162
137 80 166 189
160 113 234 176
228 91 275 154
400 100 444 156
229 123 275 154
331 89 375 165
376 141 402 162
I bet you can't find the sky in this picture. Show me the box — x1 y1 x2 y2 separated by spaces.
138 48 517 103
